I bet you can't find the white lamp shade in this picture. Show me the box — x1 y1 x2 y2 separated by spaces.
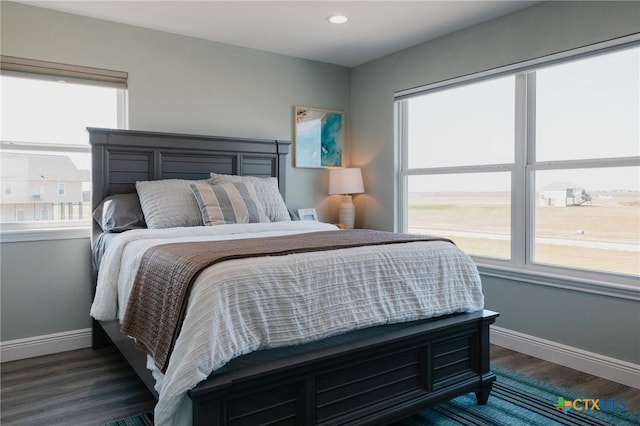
328 168 364 195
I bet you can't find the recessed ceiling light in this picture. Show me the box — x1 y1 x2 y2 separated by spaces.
326 15 348 24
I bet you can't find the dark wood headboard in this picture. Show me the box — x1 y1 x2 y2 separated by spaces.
89 127 291 238
89 127 290 202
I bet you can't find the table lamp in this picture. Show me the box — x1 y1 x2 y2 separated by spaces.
328 167 364 229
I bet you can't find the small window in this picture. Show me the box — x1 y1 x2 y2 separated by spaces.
1 56 127 238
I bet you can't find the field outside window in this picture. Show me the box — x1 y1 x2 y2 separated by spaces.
533 168 639 277
408 174 511 260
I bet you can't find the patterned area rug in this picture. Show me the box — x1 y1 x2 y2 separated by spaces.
393 366 640 426
102 366 640 426
101 412 153 426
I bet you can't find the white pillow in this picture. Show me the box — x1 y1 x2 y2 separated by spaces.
135 179 206 229
190 181 270 226
209 173 290 222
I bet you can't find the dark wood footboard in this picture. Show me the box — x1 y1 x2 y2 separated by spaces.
188 310 498 426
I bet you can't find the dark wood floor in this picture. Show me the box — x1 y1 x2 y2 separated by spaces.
490 345 640 412
1 345 638 425
1 346 156 426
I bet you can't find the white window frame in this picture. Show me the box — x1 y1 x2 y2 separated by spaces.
396 35 640 300
0 56 128 242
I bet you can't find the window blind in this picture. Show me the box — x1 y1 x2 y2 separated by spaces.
0 55 127 89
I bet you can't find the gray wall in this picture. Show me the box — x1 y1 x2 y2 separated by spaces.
350 1 640 363
1 1 638 366
0 1 349 341
0 239 93 340
483 275 640 363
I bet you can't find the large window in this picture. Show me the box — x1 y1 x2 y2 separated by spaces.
0 57 127 240
397 41 639 289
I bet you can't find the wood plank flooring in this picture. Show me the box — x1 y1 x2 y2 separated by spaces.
1 345 638 425
1 346 155 426
490 345 640 412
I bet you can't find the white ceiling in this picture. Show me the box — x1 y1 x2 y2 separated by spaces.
17 1 539 67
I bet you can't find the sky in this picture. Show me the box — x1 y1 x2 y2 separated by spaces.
1 76 120 145
1 76 121 172
406 45 639 192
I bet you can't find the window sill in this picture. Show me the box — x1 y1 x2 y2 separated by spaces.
476 263 639 302
0 226 90 243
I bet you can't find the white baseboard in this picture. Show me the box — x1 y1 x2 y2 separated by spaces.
491 326 640 390
0 328 92 363
2 326 638 390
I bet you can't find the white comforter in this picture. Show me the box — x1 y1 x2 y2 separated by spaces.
90 221 484 425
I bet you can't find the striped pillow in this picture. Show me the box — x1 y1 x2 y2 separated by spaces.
190 181 270 226
209 173 290 222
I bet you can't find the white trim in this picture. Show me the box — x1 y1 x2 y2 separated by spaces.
491 326 640 390
478 265 640 301
513 73 528 267
395 101 408 234
0 328 92 362
0 140 91 153
401 163 513 176
531 156 640 170
0 226 90 243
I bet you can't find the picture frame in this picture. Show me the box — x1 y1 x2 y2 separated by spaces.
294 106 344 168
297 208 318 221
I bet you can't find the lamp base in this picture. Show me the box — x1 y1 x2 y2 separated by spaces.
338 195 356 229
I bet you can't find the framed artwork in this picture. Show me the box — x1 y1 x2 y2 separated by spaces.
298 208 318 221
294 106 343 168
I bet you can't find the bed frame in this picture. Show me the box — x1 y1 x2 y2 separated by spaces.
89 127 498 426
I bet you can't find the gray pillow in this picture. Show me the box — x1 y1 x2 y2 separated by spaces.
190 181 270 226
93 193 146 232
135 179 206 229
209 173 290 222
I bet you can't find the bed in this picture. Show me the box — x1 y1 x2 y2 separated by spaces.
88 127 498 426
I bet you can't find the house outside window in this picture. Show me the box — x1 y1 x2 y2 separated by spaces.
396 39 639 291
0 56 127 241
